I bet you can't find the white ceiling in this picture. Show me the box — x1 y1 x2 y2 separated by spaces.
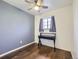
3 0 72 15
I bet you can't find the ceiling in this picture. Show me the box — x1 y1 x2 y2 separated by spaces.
3 0 72 15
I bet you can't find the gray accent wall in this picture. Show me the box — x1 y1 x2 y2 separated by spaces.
0 0 34 54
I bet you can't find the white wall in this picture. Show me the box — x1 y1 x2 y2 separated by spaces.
73 0 78 58
35 5 73 52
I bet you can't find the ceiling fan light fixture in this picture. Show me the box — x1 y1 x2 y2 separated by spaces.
25 0 48 11
34 6 40 10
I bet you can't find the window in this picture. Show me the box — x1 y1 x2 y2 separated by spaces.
43 17 51 29
39 16 56 32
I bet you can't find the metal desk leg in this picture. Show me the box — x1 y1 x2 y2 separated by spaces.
38 38 42 48
54 39 56 52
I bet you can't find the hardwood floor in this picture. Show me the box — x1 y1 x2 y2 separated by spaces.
1 43 72 59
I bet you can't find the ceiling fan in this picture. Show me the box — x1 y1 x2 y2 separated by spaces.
25 0 48 11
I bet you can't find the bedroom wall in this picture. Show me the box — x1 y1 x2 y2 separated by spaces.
35 5 73 52
0 0 34 54
73 0 78 58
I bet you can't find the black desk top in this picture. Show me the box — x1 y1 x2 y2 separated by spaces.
38 35 56 40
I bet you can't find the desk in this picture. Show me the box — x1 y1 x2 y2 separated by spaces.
38 33 56 52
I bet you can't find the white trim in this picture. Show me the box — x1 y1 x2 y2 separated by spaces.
0 42 35 58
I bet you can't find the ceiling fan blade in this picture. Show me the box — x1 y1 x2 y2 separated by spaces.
41 6 48 9
27 8 33 10
25 0 33 3
34 0 38 3
35 0 43 6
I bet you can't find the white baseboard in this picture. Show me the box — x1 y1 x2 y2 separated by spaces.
0 42 35 58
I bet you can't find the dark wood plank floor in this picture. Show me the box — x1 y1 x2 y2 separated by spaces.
1 43 72 59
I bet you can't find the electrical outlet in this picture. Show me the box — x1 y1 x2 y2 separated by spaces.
20 40 23 44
